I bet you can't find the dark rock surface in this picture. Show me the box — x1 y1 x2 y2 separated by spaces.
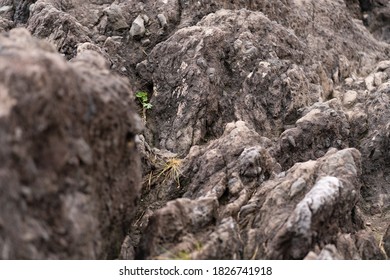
362 0 390 42
1 0 390 259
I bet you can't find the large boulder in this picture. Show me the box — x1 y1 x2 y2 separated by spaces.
139 1 389 155
141 9 310 155
0 29 142 259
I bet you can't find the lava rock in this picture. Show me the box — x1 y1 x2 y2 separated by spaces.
0 29 142 259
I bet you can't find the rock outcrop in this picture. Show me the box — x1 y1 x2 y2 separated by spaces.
0 28 142 259
130 0 390 260
0 0 389 260
134 123 384 259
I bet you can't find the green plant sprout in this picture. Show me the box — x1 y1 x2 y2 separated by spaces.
136 91 152 121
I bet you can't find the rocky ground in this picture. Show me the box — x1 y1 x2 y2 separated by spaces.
0 0 389 259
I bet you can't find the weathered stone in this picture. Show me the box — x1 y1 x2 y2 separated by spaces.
362 0 390 43
278 100 350 169
0 29 142 259
27 1 91 59
343 90 358 108
104 4 129 32
242 148 365 259
130 15 145 38
1 0 390 261
157 13 167 28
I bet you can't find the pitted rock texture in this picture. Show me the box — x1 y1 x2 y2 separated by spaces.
0 29 142 259
277 99 350 169
129 0 390 260
139 1 389 155
241 148 367 259
1 0 390 260
142 9 310 154
135 121 279 259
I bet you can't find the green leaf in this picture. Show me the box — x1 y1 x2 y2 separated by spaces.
144 103 153 109
135 91 147 98
136 91 148 102
136 91 152 113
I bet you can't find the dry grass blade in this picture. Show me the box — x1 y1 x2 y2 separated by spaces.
144 157 183 189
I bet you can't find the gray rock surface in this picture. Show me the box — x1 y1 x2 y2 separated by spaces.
0 28 142 259
0 0 390 260
362 0 390 43
130 15 145 38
